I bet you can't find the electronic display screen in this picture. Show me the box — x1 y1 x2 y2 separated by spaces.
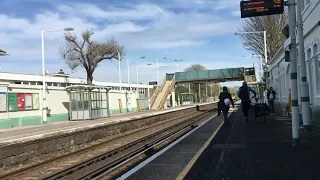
240 0 284 18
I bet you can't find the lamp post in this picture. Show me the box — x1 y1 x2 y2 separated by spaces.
235 31 267 77
118 53 122 90
41 27 74 124
242 54 263 82
174 60 183 72
136 63 152 97
156 57 167 84
126 56 146 91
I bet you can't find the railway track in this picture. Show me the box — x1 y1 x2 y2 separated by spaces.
0 107 217 180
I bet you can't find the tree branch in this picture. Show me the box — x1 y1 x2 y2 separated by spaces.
59 29 126 85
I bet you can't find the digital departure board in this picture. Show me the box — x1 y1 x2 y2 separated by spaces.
240 0 284 18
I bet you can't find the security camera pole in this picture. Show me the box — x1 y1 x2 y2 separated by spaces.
240 0 300 147
296 0 312 132
287 0 300 147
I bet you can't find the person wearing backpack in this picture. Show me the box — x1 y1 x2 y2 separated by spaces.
237 81 257 123
219 86 234 125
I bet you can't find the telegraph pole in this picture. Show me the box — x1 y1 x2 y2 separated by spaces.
296 0 312 132
287 0 300 147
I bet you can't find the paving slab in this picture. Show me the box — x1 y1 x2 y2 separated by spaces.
184 107 320 180
124 110 226 180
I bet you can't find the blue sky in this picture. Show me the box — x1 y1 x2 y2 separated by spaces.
0 0 262 86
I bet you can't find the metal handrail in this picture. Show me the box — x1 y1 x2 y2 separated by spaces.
150 75 167 108
158 74 176 109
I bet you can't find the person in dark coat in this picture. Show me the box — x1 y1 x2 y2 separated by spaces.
267 87 276 113
237 81 257 123
219 86 234 125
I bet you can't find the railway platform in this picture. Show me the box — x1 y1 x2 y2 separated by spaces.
0 102 217 176
0 102 215 144
121 105 320 180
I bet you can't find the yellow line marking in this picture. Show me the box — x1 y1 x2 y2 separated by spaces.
176 108 236 180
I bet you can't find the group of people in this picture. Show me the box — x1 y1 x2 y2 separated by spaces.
218 81 277 125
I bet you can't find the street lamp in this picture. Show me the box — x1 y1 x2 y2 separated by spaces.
243 54 264 82
156 57 167 84
41 27 74 124
136 63 152 97
126 56 146 91
235 31 267 71
174 60 183 72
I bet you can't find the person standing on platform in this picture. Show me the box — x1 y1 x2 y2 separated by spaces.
219 86 234 125
237 81 257 123
267 87 277 113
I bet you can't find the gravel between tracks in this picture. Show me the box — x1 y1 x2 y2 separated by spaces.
4 111 204 179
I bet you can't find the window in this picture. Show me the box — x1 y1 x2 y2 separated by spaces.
313 44 320 95
307 48 312 60
313 44 318 57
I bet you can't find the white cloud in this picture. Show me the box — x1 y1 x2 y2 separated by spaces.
142 40 207 49
0 1 245 84
163 0 241 11
57 3 166 21
232 10 241 16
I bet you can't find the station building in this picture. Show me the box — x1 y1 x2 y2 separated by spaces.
0 70 154 129
267 0 320 121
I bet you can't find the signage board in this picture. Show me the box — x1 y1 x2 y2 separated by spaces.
245 67 257 83
240 0 284 18
8 93 17 111
149 81 158 85
17 93 25 110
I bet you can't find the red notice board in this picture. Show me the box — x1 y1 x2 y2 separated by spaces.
17 93 25 110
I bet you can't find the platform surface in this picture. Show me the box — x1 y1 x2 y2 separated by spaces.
122 106 320 180
184 109 320 180
120 109 229 180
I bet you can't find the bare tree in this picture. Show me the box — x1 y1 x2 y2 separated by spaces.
184 64 206 72
238 14 287 63
184 64 208 102
59 29 126 85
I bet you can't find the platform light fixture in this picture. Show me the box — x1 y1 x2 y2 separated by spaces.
41 27 74 124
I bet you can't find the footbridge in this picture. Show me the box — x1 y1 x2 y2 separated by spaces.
150 67 255 110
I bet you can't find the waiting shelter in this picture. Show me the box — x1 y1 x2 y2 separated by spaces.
181 92 194 105
66 85 111 120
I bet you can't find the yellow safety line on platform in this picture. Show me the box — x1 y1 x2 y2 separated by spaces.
176 107 236 180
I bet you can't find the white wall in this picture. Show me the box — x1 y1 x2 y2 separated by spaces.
108 90 137 112
0 83 138 120
46 89 69 114
267 0 320 109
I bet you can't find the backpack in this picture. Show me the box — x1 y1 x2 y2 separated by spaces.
239 86 250 100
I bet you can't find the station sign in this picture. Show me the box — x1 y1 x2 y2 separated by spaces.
240 0 284 18
149 81 158 85
244 67 257 83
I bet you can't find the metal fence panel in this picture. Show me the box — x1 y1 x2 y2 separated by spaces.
175 67 245 81
197 70 208 79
